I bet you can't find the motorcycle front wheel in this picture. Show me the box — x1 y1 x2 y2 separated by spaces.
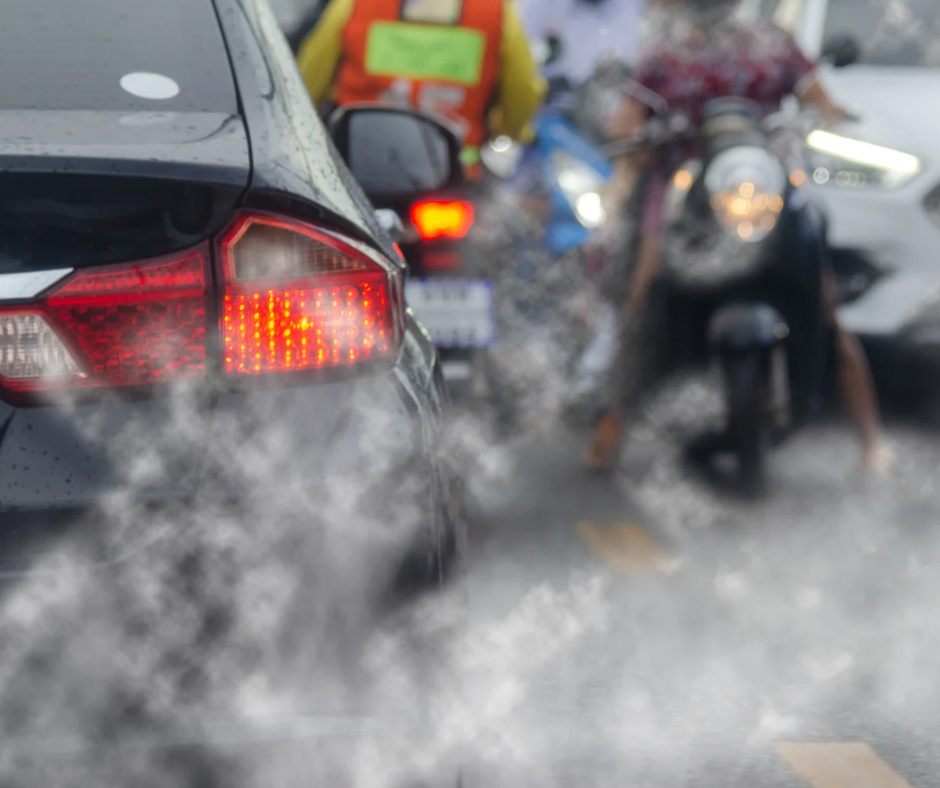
724 352 772 497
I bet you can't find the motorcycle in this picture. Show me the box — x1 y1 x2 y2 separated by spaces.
482 38 615 260
603 96 836 495
479 43 630 422
328 103 496 396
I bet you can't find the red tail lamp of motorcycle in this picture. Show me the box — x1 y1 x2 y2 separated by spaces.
410 200 475 241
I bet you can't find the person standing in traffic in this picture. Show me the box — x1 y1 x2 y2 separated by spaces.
296 0 546 171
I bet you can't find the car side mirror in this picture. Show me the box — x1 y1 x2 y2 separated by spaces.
822 35 860 68
328 104 464 202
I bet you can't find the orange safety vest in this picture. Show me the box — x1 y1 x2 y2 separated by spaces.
334 0 504 150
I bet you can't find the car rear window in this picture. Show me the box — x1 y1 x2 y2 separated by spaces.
0 0 238 112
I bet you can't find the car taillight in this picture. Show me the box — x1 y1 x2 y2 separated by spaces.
0 249 210 394
217 213 403 376
0 213 403 403
410 200 474 241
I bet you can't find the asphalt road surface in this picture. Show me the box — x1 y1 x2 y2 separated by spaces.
460 370 940 788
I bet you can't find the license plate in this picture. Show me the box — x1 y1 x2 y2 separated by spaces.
405 278 495 348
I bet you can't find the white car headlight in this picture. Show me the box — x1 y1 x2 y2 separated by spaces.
551 150 607 229
805 130 921 190
704 146 787 243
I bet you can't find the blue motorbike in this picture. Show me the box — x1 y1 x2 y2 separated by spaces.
482 75 613 259
477 51 630 424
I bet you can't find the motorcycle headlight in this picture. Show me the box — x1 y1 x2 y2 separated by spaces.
551 150 607 229
805 131 921 190
705 147 787 243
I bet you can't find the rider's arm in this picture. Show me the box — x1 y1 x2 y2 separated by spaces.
774 23 848 123
599 52 661 211
296 0 355 106
490 2 547 142
799 78 848 123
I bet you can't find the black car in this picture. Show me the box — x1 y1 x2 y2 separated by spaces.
0 0 465 784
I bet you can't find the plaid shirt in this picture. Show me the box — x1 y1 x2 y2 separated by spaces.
636 16 816 173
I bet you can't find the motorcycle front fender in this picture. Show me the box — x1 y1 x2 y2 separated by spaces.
707 302 789 354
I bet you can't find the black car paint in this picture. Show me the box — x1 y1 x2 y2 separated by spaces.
0 0 455 590
213 0 396 250
0 0 239 114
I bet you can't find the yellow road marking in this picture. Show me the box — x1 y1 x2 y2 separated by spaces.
776 742 915 788
576 521 678 573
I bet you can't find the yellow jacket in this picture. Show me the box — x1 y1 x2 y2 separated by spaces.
297 0 545 142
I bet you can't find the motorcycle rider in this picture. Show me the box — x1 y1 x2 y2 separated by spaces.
585 0 891 474
296 0 546 173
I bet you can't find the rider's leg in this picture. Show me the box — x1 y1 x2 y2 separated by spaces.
585 227 664 471
820 268 890 472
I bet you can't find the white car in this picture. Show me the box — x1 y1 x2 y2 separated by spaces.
746 0 940 381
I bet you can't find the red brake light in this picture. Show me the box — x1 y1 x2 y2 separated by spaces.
0 249 210 394
0 213 403 402
410 200 474 241
218 213 403 376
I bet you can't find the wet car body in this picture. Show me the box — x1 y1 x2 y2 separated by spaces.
0 0 464 621
1 0 467 782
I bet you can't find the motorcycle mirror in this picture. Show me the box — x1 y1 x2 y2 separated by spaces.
328 103 465 202
821 34 860 68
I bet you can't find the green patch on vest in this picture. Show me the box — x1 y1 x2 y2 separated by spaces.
365 22 486 86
